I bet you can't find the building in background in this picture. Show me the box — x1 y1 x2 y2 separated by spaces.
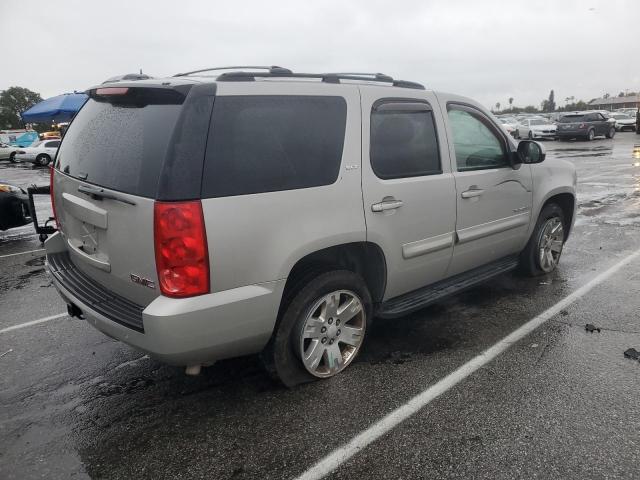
588 94 640 111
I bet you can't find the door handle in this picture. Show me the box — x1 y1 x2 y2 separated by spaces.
371 199 404 212
461 188 485 199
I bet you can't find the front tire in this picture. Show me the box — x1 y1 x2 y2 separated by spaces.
519 203 566 276
587 129 595 141
515 130 520 139
261 270 372 386
9 152 16 163
605 127 615 139
528 131 533 139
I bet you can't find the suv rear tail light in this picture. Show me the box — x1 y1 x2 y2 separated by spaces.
579 123 586 129
154 201 209 298
50 166 57 227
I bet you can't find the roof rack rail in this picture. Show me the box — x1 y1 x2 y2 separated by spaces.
214 70 425 90
173 65 292 77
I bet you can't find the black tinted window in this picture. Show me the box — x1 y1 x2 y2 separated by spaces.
559 115 584 123
45 141 60 148
370 106 441 179
56 98 182 198
202 96 346 198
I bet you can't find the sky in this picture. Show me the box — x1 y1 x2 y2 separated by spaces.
1 0 639 110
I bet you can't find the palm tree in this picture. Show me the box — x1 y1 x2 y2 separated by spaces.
495 102 501 112
508 97 514 111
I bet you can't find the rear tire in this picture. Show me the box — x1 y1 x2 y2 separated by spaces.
35 154 51 166
515 130 520 139
528 131 533 139
9 152 16 163
261 270 372 387
605 127 615 139
519 203 566 277
587 129 595 141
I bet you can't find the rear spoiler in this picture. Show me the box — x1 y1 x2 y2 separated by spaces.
27 185 57 243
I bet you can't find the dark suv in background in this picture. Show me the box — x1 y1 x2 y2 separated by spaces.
557 112 616 141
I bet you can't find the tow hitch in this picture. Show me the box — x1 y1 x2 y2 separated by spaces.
67 303 84 320
27 184 57 243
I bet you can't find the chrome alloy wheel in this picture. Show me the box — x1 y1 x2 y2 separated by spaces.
298 290 366 378
538 217 564 273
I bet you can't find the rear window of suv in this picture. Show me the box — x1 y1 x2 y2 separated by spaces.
202 95 347 198
558 115 585 123
56 97 183 198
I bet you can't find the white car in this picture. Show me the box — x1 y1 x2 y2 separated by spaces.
609 113 636 132
14 140 60 166
516 118 557 140
498 117 519 137
0 142 18 162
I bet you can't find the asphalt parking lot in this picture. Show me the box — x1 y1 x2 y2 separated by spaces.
2 133 640 479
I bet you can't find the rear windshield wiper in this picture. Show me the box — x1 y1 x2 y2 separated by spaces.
77 185 136 205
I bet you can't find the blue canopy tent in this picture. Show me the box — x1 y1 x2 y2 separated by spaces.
21 92 88 123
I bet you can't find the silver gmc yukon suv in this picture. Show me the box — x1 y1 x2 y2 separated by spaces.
45 67 577 386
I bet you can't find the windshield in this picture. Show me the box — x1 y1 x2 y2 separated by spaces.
612 114 630 119
559 115 585 123
530 119 546 125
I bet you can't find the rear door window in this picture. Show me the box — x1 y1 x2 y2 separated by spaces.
45 141 60 148
56 95 183 198
202 95 347 198
370 101 441 179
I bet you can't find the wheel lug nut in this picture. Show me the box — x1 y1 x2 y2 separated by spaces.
321 337 327 344
336 319 340 326
336 329 341 336
321 327 327 333
329 339 334 345
328 318 333 325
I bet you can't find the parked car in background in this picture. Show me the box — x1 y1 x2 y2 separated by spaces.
0 142 18 162
610 113 637 131
516 118 557 140
39 131 62 140
557 112 616 140
498 117 518 137
0 182 31 230
14 139 60 166
44 68 576 385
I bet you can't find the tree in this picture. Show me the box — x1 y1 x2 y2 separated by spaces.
603 93 610 99
0 87 42 129
542 89 556 112
495 102 501 112
508 97 514 110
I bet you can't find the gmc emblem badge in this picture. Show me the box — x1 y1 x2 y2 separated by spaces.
130 274 156 289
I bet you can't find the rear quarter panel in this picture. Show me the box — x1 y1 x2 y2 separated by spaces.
201 82 366 292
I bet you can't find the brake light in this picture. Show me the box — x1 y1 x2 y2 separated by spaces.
50 166 57 227
154 201 209 298
578 123 586 129
95 87 129 96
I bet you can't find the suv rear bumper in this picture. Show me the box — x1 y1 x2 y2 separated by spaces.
46 236 285 366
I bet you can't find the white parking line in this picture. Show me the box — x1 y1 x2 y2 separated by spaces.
0 313 67 335
0 249 45 260
295 248 640 480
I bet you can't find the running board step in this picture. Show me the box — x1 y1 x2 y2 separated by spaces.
378 256 519 318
